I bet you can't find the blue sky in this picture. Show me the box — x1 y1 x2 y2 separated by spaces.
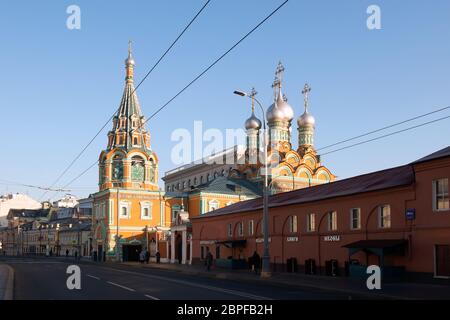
0 0 449 201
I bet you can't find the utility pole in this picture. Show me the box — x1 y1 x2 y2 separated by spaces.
234 89 271 278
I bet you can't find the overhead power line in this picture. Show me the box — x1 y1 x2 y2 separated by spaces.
0 179 71 192
39 0 212 201
317 106 450 151
60 0 290 190
321 114 450 156
138 0 290 127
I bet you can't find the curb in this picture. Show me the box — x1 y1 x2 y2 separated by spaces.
1 264 14 300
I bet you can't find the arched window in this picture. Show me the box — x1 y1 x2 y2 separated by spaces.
131 156 145 182
200 176 204 184
133 137 138 145
288 215 298 233
112 155 124 181
237 222 244 237
194 177 198 186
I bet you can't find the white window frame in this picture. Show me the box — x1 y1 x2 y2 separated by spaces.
328 211 337 231
350 208 361 230
306 213 315 232
433 178 449 212
119 201 131 219
209 199 219 212
289 215 298 233
227 223 232 237
238 222 244 237
248 220 254 236
378 205 391 229
140 202 152 220
171 205 181 220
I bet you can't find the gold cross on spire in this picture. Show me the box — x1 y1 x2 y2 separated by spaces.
302 83 311 111
275 61 285 87
128 39 133 55
249 87 257 113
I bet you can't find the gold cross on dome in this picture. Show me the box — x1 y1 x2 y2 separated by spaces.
249 87 257 112
128 39 133 55
275 61 285 81
302 83 311 110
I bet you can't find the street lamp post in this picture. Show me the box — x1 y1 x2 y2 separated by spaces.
234 89 271 278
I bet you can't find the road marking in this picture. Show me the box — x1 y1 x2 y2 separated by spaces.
145 294 160 300
107 281 136 292
87 274 100 280
99 267 272 300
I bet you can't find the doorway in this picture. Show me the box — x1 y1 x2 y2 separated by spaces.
122 244 142 262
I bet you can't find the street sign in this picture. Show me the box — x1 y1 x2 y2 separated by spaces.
406 208 416 220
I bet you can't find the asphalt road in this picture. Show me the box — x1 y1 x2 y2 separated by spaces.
1 257 356 300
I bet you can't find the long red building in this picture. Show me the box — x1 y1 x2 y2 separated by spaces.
191 146 450 282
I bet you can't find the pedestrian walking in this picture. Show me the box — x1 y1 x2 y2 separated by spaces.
156 251 161 264
139 249 145 264
252 251 261 274
145 249 150 264
205 249 213 271
65 249 69 257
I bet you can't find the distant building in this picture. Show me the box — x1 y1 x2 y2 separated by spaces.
0 193 42 227
52 194 78 209
1 208 50 255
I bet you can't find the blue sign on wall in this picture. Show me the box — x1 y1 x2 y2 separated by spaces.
406 208 416 220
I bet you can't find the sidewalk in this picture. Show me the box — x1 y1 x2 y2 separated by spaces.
0 264 14 300
121 261 450 300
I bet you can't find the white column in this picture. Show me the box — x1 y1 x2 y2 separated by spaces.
165 236 169 263
170 232 175 263
189 237 193 265
182 230 187 265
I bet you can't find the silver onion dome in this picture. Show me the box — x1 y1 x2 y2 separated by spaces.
297 110 315 127
277 89 294 121
245 112 262 130
125 53 135 66
267 90 294 122
266 100 286 122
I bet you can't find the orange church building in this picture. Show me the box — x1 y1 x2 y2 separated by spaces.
92 45 170 262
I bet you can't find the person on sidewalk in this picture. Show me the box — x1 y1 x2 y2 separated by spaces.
156 251 161 264
252 251 261 275
205 248 213 271
65 249 69 257
145 249 150 264
139 249 145 264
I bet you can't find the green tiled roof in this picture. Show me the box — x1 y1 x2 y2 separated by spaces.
194 176 262 197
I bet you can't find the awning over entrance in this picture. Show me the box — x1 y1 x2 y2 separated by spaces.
216 240 247 248
343 239 407 257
